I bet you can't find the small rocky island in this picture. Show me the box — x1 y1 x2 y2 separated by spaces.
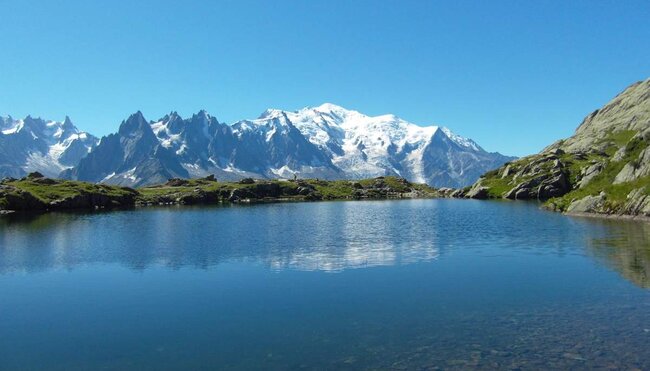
0 173 438 215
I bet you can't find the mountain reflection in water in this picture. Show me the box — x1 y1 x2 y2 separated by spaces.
0 201 649 289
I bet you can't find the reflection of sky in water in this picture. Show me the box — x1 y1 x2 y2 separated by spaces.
1 200 650 370
0 200 649 285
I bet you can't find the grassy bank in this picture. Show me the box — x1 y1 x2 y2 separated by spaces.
0 173 439 214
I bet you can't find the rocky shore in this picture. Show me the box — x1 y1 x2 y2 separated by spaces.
452 78 650 220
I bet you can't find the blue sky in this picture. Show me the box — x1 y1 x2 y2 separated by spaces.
0 0 648 156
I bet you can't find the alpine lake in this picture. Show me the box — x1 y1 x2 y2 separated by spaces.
1 199 649 370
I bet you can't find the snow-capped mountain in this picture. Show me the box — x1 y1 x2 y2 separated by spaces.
260 103 509 186
61 104 514 187
0 115 98 178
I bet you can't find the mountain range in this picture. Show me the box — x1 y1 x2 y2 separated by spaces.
0 115 97 178
1 104 514 187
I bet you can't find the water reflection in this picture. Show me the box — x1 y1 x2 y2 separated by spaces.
1 201 649 289
0 202 442 274
583 217 650 288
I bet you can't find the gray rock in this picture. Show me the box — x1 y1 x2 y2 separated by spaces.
466 185 490 199
538 171 570 199
612 146 627 162
614 147 650 184
566 194 605 213
623 188 650 216
450 188 467 198
504 177 542 200
578 163 603 188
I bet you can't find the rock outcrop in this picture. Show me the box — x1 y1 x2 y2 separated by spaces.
0 174 137 212
0 175 439 215
462 78 650 219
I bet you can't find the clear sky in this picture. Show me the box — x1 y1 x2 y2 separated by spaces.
0 0 648 156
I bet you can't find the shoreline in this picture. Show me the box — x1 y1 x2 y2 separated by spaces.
4 194 650 224
565 211 650 223
2 174 648 222
0 194 439 218
0 175 440 216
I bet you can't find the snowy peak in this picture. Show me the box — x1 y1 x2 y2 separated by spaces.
13 105 513 188
0 115 98 178
242 104 514 186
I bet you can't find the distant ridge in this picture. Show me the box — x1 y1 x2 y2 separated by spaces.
1 104 515 187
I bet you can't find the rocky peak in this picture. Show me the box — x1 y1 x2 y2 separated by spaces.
118 111 152 137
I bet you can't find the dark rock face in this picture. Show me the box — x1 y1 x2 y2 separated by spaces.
48 192 136 209
538 172 570 199
0 186 47 211
25 172 45 179
58 107 514 188
420 129 515 188
466 186 490 199
62 112 189 187
503 169 569 200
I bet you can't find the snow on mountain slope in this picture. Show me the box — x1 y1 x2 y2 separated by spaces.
0 115 98 178
52 104 514 188
255 103 513 187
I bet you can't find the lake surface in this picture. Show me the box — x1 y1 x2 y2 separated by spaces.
1 199 649 370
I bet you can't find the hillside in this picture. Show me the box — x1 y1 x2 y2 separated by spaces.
460 78 650 218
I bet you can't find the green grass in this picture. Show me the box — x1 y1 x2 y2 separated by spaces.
476 155 556 198
137 176 436 203
598 129 637 156
309 180 355 199
5 179 135 203
477 128 645 205
546 134 649 212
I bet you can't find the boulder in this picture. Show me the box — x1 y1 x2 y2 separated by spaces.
504 177 542 200
566 194 605 214
25 172 45 179
350 181 363 189
450 189 467 198
612 146 627 162
466 185 490 199
623 188 650 216
537 171 570 199
578 163 603 188
614 148 650 184
165 178 190 187
505 170 570 200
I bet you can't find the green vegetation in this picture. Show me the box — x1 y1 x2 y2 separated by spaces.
7 179 135 203
475 155 560 198
0 174 438 214
471 124 650 217
546 136 649 212
599 129 637 155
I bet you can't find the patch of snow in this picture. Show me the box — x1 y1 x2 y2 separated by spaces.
101 172 116 182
